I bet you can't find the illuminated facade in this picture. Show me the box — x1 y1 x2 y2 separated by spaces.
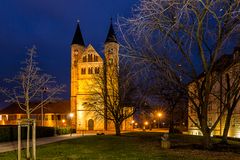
70 22 132 132
0 101 70 128
188 46 240 138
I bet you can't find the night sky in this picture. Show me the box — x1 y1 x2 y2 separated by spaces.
0 0 139 107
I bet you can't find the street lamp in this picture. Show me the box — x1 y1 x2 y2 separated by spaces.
157 112 162 128
144 121 148 129
131 120 135 130
69 113 74 136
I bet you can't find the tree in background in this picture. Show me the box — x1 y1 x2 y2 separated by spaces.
0 46 64 159
212 53 240 144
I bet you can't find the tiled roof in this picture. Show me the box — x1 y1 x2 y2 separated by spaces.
0 100 70 114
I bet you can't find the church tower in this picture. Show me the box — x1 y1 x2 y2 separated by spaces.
104 19 119 67
103 20 119 130
70 20 132 132
70 22 85 128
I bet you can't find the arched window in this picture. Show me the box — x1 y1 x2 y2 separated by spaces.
83 56 87 62
94 55 98 62
88 54 93 62
95 67 100 74
88 67 93 74
108 58 113 65
81 68 86 74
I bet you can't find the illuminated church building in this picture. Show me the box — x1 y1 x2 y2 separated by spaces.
70 22 129 132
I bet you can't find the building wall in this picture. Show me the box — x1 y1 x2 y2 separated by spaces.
70 41 133 132
0 113 69 128
188 62 240 138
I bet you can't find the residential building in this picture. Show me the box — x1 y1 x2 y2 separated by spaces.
0 101 70 128
188 45 240 138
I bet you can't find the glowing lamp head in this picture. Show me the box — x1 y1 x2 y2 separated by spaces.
69 113 74 118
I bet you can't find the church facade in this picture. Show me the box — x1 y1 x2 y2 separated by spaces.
70 22 131 132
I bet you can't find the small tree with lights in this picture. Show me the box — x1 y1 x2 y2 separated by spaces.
0 46 64 159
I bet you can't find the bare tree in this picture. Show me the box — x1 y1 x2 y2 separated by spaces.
213 55 240 144
0 46 64 159
153 78 187 133
87 59 145 136
118 0 240 148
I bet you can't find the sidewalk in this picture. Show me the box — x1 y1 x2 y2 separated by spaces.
0 133 93 153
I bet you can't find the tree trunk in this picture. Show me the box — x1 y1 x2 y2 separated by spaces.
221 108 234 144
202 129 212 149
169 109 174 134
114 122 121 136
26 113 30 160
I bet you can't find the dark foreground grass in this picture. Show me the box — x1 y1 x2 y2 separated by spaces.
0 132 240 160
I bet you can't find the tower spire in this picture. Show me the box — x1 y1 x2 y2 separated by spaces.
71 21 85 46
105 18 118 44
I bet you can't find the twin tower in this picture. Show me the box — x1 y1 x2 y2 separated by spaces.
70 21 119 131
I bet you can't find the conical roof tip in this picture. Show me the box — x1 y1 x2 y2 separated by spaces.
105 19 118 44
71 23 85 46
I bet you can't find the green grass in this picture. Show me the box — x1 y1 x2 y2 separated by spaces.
0 132 240 160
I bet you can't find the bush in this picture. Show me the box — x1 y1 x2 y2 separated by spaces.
56 127 76 135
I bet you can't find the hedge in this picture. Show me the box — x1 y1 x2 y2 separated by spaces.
0 125 76 142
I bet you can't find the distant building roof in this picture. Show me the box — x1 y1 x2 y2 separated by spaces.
0 100 70 114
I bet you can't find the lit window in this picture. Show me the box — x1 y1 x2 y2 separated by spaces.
74 49 78 55
0 115 2 121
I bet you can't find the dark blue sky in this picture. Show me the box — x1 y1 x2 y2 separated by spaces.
0 0 139 106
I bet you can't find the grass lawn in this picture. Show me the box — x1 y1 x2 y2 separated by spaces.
0 132 240 160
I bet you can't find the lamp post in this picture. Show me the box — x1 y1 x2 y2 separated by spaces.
131 120 135 130
157 113 162 128
144 121 148 130
69 113 74 136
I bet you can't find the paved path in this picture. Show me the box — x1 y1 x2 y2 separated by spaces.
0 129 168 153
0 133 94 153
